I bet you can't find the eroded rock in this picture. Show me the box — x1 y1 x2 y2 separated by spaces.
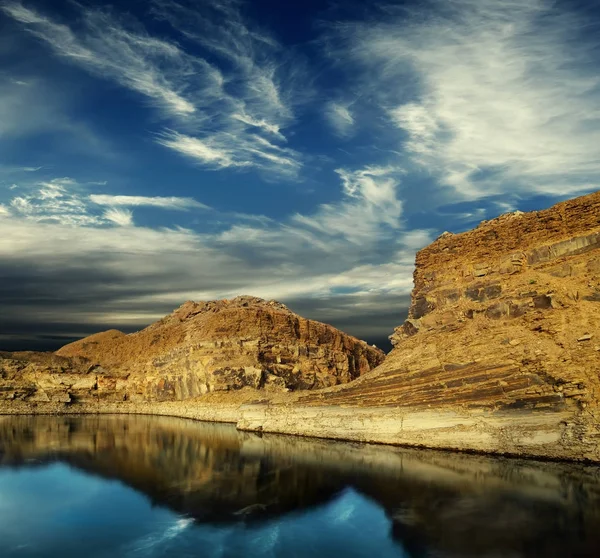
291 190 600 461
1 297 384 404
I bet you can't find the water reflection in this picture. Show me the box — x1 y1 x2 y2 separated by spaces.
0 415 599 557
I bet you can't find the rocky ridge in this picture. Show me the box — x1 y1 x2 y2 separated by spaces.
308 190 600 412
2 192 600 462
241 191 600 461
0 296 384 404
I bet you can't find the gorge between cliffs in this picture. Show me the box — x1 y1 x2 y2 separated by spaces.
1 190 600 464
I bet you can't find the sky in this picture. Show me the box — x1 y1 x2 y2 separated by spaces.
1 0 600 352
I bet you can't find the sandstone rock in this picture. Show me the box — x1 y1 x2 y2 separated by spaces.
53 392 72 404
28 389 50 403
44 296 382 400
285 190 600 462
1 298 383 405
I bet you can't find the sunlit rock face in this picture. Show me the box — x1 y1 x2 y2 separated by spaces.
270 190 600 461
319 191 600 411
0 296 384 403
384 190 600 413
1 415 600 557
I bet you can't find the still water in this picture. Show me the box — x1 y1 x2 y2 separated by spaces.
0 415 599 558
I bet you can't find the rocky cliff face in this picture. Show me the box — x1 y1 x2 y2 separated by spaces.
1 296 383 404
381 189 600 414
273 190 599 460
3 193 600 462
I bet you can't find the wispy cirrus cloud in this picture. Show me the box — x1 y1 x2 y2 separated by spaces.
150 0 300 129
1 0 305 178
0 2 196 117
289 166 404 245
156 130 302 175
102 207 133 227
8 178 104 226
3 178 209 226
89 194 209 211
325 101 355 138
328 0 600 201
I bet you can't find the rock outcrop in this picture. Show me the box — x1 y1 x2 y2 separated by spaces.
1 296 384 404
318 190 600 413
238 191 600 462
2 192 600 463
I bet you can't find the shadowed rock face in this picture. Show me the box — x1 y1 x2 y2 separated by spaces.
1 415 600 557
0 296 384 403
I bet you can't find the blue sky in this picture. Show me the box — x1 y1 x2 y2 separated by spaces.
1 0 599 350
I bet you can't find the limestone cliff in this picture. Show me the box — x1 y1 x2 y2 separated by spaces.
316 190 600 412
240 191 600 462
1 296 384 404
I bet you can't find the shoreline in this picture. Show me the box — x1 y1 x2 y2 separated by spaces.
1 400 597 465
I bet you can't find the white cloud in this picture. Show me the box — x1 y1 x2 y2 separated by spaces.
0 167 430 343
0 204 9 216
89 194 209 211
155 132 239 169
325 102 354 137
149 0 307 176
0 2 195 117
3 178 204 227
220 165 410 255
103 207 133 227
8 178 103 226
232 113 284 139
331 0 600 200
2 0 305 178
157 130 301 176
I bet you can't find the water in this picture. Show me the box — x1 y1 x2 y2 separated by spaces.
0 416 599 557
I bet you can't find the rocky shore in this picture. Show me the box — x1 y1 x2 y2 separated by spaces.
2 190 600 462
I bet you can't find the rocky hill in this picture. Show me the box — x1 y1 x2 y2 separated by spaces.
312 189 600 411
240 191 600 462
2 191 600 462
1 296 384 404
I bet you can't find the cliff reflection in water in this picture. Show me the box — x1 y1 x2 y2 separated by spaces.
1 415 600 557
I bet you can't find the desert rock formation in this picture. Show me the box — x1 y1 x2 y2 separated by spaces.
2 192 600 462
1 296 384 403
240 191 600 461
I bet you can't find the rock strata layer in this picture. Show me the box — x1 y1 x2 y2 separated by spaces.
1 296 384 403
243 191 600 461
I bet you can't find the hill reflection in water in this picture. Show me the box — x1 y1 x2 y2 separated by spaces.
0 415 599 557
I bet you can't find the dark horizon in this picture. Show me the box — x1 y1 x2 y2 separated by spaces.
2 0 600 354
